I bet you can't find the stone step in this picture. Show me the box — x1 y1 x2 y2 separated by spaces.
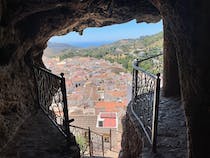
0 109 80 158
83 154 117 158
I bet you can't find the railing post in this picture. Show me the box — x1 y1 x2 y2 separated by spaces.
109 129 112 151
134 59 139 98
151 73 161 153
60 73 71 140
132 68 135 98
88 127 93 156
102 136 104 157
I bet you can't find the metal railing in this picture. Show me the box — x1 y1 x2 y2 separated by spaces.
32 65 116 157
70 125 106 157
131 54 162 152
33 65 73 140
69 125 90 156
91 129 105 157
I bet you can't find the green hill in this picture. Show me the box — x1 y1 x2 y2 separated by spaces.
57 32 163 72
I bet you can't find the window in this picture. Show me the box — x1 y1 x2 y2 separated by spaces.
98 121 103 127
104 136 110 143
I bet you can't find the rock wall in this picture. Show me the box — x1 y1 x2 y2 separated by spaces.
149 1 210 157
162 18 180 97
0 62 37 149
0 0 160 150
1 0 210 157
119 106 143 158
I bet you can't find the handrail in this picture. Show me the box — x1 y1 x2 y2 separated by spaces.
42 105 67 137
70 124 88 131
33 64 61 79
130 102 152 144
70 125 103 136
137 53 163 63
132 61 157 79
90 130 103 137
131 53 162 153
70 125 106 157
33 65 72 141
132 53 163 79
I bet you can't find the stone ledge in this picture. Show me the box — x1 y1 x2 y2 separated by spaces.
0 109 80 158
122 96 188 158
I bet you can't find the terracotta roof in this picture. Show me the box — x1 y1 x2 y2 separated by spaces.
95 101 126 112
71 115 97 131
104 118 116 128
68 93 83 100
98 112 117 128
100 113 116 118
107 90 126 97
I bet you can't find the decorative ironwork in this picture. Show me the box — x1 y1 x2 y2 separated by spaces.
70 125 105 157
138 54 163 75
109 129 123 152
33 65 71 138
131 54 162 152
91 131 104 157
70 125 89 157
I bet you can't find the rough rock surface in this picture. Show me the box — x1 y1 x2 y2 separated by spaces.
156 97 187 158
0 109 80 158
0 0 160 150
1 0 210 158
120 96 187 158
0 63 37 149
148 2 210 157
119 113 143 158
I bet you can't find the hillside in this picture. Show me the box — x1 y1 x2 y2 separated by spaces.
102 31 163 52
45 32 163 72
44 42 77 57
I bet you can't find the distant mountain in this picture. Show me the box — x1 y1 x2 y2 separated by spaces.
44 42 77 57
44 32 163 58
102 31 163 51
56 32 163 72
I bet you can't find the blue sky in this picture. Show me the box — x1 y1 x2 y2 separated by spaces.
49 20 162 47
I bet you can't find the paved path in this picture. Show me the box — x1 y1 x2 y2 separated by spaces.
140 96 188 158
128 97 187 158
0 110 80 158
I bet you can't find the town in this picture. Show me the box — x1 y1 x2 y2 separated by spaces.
43 56 132 154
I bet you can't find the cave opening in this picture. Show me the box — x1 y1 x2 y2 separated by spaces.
1 1 210 158
42 20 163 157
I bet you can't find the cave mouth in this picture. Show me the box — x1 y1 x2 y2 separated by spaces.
0 0 163 153
1 1 210 157
41 20 163 156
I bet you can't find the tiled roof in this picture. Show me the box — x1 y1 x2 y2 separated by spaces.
107 90 126 97
104 118 116 128
71 115 97 131
98 112 117 128
95 101 126 112
100 112 116 118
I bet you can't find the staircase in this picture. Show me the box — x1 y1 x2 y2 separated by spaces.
0 110 80 158
0 65 80 158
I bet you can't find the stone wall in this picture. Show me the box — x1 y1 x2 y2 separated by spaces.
0 62 37 149
1 0 210 157
119 104 143 158
149 1 210 157
0 0 160 150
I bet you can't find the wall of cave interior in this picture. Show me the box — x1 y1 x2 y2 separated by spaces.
0 0 210 157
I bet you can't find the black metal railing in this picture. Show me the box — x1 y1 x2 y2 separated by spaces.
70 125 106 157
131 54 162 152
69 125 90 156
33 65 73 140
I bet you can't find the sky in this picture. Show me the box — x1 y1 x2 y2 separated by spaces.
49 20 163 47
